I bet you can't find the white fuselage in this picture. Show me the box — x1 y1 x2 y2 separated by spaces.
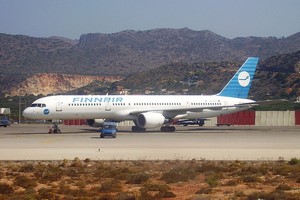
22 94 254 121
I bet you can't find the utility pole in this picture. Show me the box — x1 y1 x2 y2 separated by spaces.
18 96 21 124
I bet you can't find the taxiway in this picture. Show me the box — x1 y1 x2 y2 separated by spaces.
0 124 299 160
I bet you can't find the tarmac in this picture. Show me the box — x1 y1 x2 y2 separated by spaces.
0 124 299 161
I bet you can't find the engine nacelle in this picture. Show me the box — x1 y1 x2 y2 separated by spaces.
136 112 165 129
86 119 105 127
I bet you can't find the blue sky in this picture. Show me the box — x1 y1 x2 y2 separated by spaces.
0 0 299 39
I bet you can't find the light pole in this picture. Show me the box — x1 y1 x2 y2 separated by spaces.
18 96 21 124
18 96 27 124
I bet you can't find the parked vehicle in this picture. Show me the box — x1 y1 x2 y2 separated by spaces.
100 122 117 138
0 117 10 127
176 119 205 126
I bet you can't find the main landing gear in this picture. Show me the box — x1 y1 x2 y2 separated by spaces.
160 126 176 132
48 123 61 134
131 126 176 132
131 126 146 132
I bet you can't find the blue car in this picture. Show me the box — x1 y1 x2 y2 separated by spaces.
0 117 10 127
100 122 117 138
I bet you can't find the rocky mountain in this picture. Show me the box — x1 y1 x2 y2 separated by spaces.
1 28 300 77
1 28 300 98
260 51 300 73
2 51 299 100
113 51 300 100
6 73 122 96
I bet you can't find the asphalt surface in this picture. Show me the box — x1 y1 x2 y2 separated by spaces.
0 124 299 161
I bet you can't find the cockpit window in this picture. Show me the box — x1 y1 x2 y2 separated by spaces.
30 103 46 107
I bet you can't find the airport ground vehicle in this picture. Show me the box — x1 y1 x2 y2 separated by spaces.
100 122 117 138
176 119 205 126
0 117 10 127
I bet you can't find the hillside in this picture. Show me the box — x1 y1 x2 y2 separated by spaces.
5 74 122 96
2 51 299 100
1 28 300 78
113 51 300 100
1 29 300 98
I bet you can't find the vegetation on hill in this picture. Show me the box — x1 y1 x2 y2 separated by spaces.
113 51 300 101
1 29 300 78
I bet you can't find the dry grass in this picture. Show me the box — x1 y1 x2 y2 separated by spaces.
0 159 300 199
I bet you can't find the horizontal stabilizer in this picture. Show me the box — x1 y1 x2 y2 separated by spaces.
235 99 288 107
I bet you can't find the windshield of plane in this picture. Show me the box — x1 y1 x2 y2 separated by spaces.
30 103 46 107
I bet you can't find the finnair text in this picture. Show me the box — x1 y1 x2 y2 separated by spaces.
72 97 123 103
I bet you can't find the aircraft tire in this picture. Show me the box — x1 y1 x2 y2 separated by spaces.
131 126 146 132
160 126 176 132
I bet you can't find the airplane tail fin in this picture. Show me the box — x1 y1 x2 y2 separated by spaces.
217 57 259 98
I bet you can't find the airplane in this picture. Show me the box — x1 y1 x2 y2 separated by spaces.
22 57 284 132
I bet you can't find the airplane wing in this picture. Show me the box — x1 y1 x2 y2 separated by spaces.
129 105 225 118
129 99 288 118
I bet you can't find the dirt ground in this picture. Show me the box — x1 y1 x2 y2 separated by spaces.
0 159 300 200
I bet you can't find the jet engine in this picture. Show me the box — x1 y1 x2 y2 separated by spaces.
86 119 105 127
136 112 165 129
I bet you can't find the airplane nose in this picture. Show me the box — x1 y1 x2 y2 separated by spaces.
22 108 32 118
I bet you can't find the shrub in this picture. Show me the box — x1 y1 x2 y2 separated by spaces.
71 157 83 168
126 173 150 184
14 175 37 189
247 190 300 200
276 184 292 191
18 163 35 172
289 158 300 165
99 179 122 193
195 187 213 194
205 172 219 187
139 183 176 199
243 175 261 183
37 188 56 199
65 188 88 197
225 179 238 186
161 166 196 183
116 192 136 200
240 163 268 176
196 161 227 173
39 164 63 182
97 194 115 200
98 166 135 180
0 183 14 194
142 183 170 192
59 159 69 167
246 191 266 200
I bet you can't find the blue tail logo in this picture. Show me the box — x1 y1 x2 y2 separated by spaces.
217 57 259 98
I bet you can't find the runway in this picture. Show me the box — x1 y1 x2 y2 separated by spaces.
0 124 299 160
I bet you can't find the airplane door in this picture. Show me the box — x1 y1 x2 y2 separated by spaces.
56 102 63 112
186 101 190 106
105 102 111 111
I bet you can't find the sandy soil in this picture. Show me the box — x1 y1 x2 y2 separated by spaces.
0 159 300 199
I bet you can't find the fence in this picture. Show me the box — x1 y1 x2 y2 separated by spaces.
63 110 300 126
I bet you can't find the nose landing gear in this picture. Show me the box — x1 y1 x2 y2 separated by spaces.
48 122 61 134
